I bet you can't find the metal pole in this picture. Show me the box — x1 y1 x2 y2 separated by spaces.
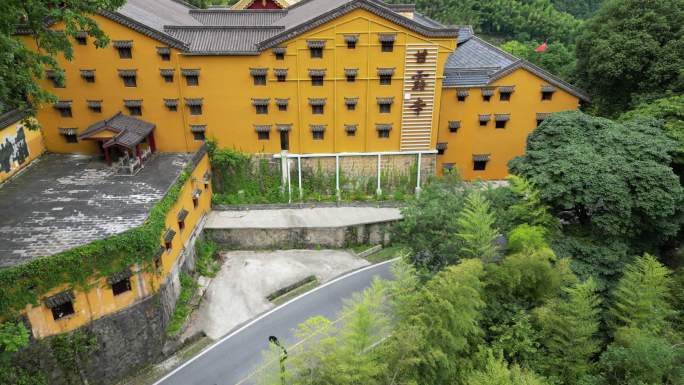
297 155 303 200
376 154 382 197
335 154 341 200
287 155 292 203
269 336 288 385
280 151 287 195
415 152 422 197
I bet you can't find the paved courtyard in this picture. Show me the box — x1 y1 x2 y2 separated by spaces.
184 250 370 340
0 153 190 267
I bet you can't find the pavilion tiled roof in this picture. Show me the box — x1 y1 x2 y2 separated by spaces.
79 112 155 149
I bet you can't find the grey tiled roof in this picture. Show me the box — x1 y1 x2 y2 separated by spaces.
0 109 28 130
444 35 588 101
165 26 282 54
189 9 287 26
117 0 202 33
102 0 459 55
446 37 516 72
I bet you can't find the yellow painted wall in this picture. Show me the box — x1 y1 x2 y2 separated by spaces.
21 16 190 155
155 154 212 279
26 10 455 156
179 9 454 154
0 118 45 183
437 68 580 180
24 152 211 339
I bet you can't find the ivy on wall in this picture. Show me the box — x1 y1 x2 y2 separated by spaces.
0 148 207 319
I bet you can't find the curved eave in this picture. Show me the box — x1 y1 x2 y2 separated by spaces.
99 10 189 51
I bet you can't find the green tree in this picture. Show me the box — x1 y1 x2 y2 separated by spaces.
393 175 470 272
381 259 486 385
456 191 500 262
486 245 574 309
575 0 684 116
672 268 684 335
500 40 577 81
466 351 549 385
488 311 541 367
620 95 684 179
506 175 558 232
259 280 390 385
509 111 683 286
607 254 674 335
0 321 44 385
597 328 684 385
534 278 602 384
1 0 126 119
385 0 581 43
551 0 604 19
0 321 29 358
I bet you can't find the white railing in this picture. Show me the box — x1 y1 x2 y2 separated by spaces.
273 150 437 202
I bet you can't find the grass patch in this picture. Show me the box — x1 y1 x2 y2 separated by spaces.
195 240 220 278
166 273 199 337
350 244 373 253
363 245 406 264
268 276 320 306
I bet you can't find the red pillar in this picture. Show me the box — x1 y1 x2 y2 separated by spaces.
135 144 142 163
104 145 112 166
148 133 156 153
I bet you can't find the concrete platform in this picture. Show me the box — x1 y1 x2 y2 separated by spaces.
205 207 402 229
0 153 190 267
205 207 403 249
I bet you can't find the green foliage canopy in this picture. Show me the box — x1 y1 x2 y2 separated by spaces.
575 0 684 116
620 95 684 174
533 279 602 384
607 254 674 335
456 191 500 262
499 40 576 81
391 0 581 43
0 0 125 116
550 0 604 19
393 175 470 272
597 328 684 385
509 111 683 284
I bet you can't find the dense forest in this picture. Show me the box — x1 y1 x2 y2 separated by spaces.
253 1 684 384
259 112 684 385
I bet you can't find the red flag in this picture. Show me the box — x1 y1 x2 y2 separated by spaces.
535 41 548 53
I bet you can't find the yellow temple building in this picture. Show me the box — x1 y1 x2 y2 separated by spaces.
11 0 588 182
0 0 591 364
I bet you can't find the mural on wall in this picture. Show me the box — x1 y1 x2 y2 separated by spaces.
0 126 30 174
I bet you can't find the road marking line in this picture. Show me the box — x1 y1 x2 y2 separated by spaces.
152 258 399 385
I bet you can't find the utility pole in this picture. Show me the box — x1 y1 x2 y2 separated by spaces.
269 336 288 384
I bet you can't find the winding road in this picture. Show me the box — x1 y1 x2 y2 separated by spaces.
153 259 396 385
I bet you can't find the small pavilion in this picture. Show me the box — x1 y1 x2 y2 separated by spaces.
79 112 156 167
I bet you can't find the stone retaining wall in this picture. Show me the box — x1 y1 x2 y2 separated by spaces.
11 218 206 385
206 220 397 250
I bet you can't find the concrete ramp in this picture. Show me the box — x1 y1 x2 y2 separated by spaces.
205 206 402 248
